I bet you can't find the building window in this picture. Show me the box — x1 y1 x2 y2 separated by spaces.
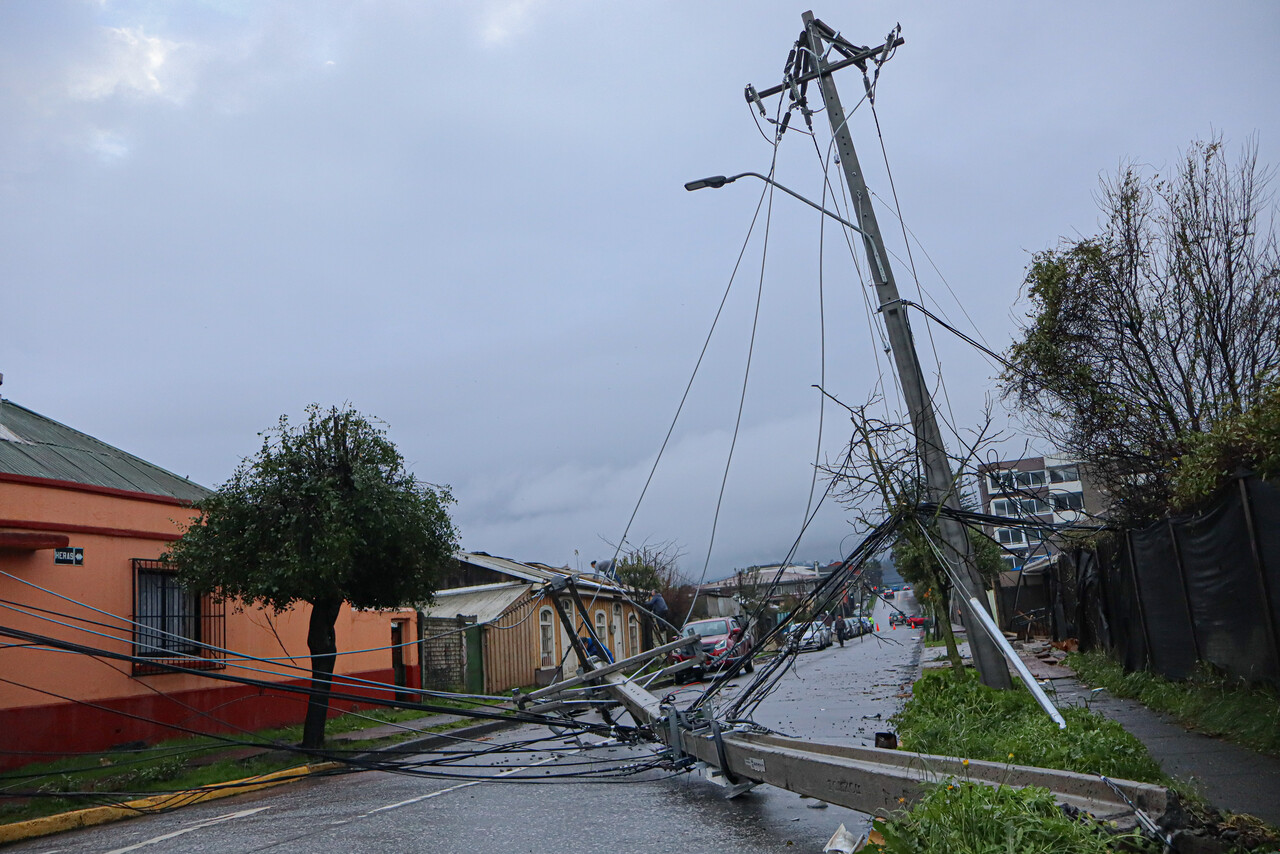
594 611 607 646
991 498 1015 517
628 614 640 658
996 528 1026 546
1018 497 1050 515
132 559 225 675
1051 491 1085 511
539 608 555 667
989 470 1046 493
1049 465 1079 483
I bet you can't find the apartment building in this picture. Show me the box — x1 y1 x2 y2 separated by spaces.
976 455 1101 570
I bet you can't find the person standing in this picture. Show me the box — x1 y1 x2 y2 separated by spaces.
833 614 847 647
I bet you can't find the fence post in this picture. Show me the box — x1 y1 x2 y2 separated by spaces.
1238 477 1280 676
1124 532 1155 670
1167 519 1203 663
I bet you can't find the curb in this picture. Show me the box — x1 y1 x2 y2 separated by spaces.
0 762 341 847
0 716 528 847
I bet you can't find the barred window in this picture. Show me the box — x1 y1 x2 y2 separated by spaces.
132 559 225 675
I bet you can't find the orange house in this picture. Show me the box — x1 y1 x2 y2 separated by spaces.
0 399 419 769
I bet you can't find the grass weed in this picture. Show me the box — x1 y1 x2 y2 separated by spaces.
868 782 1154 854
892 669 1166 782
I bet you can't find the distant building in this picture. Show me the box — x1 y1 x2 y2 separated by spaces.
699 563 821 603
421 552 646 692
976 455 1103 570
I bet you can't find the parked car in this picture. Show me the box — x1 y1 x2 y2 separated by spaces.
904 615 927 629
788 621 831 651
670 617 754 680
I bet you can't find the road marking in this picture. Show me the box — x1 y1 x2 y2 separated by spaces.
360 752 567 818
101 807 271 854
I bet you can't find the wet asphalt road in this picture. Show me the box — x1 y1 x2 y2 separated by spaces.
12 596 924 854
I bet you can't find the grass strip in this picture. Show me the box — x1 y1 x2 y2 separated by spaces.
1067 650 1280 757
0 703 481 824
868 782 1153 854
891 669 1166 783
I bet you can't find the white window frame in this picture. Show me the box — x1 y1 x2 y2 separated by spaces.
538 608 555 667
1051 491 1085 511
997 527 1026 546
1018 497 1050 515
1049 465 1080 484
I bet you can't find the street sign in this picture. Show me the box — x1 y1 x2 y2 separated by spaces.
54 547 84 566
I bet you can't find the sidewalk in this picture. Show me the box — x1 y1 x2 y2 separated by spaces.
1025 649 1280 827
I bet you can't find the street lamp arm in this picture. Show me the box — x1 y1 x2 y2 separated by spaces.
684 172 867 237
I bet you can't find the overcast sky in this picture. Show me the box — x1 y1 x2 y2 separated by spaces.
3 2 1277 583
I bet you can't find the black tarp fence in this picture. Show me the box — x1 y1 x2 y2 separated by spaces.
1072 475 1280 686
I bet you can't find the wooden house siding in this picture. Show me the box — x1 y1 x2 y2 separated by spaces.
480 592 542 693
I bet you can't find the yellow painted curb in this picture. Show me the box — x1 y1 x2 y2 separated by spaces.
0 761 342 846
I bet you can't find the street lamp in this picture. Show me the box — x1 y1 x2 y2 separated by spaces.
684 172 868 237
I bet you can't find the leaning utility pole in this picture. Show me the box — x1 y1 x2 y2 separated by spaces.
759 14 1011 687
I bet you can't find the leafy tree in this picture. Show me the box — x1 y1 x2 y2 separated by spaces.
1002 137 1280 522
167 405 458 748
1172 380 1280 509
893 520 1002 674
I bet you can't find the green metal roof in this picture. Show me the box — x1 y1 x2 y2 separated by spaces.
0 399 210 503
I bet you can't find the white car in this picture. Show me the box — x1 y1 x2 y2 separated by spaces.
791 622 831 651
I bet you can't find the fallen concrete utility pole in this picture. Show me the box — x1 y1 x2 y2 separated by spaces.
592 664 1170 832
534 579 1172 833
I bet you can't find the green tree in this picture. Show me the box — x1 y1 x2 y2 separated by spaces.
166 405 458 748
1002 137 1280 522
892 521 1001 675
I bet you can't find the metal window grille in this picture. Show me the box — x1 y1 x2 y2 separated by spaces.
131 559 225 675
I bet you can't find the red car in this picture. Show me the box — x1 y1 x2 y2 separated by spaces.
671 617 755 681
904 615 926 628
